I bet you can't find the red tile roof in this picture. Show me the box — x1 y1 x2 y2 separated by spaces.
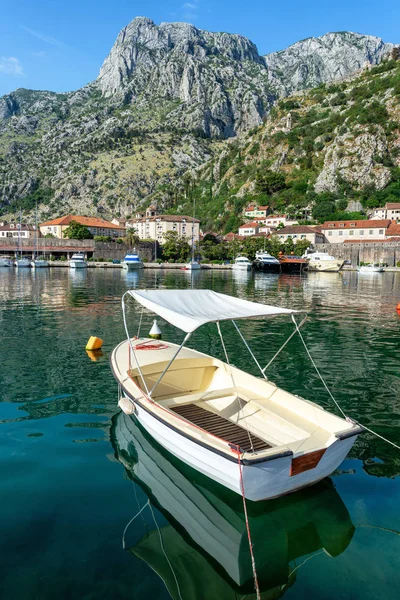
386 221 400 236
277 225 324 235
386 203 400 209
321 219 390 230
239 221 260 229
40 215 126 229
0 223 35 231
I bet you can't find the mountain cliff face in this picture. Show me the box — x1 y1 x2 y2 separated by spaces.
265 31 395 94
0 17 398 220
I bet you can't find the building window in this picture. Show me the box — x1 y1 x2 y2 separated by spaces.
339 223 344 228
349 230 354 235
328 224 334 228
328 231 332 236
350 223 356 227
339 231 343 236
379 229 383 234
359 230 364 235
369 230 373 235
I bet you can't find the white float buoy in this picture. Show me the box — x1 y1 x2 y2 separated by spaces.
149 319 162 339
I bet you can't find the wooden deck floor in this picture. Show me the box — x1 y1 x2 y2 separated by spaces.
170 403 271 453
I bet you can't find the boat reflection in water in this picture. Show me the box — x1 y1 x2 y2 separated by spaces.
111 412 355 600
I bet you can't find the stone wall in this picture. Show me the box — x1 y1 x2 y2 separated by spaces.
93 240 156 261
317 242 400 266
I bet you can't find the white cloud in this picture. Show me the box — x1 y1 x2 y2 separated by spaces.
21 26 67 48
0 57 24 76
183 2 197 8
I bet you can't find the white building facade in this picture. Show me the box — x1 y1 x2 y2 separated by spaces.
127 215 200 246
321 220 390 243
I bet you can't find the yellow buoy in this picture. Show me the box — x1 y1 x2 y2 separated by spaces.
86 336 103 350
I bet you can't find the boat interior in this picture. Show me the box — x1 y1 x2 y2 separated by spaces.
126 346 353 456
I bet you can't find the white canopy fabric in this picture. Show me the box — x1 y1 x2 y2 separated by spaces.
128 289 300 333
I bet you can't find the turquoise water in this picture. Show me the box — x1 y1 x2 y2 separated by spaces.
1 267 400 599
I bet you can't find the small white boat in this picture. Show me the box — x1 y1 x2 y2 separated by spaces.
232 256 252 271
253 250 280 272
123 248 144 270
69 252 88 268
31 259 49 268
110 289 362 501
0 256 14 267
15 258 32 268
184 261 201 271
304 249 344 273
358 264 384 273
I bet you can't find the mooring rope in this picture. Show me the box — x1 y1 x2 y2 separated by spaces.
236 450 261 600
291 315 400 452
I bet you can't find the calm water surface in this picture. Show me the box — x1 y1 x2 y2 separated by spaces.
1 267 400 599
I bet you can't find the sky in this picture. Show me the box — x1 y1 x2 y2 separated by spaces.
0 0 399 97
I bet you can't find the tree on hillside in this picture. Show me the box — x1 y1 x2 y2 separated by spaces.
255 170 286 195
63 220 93 239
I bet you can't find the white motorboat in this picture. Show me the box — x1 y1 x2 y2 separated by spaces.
184 261 201 271
232 256 252 271
15 258 31 268
110 289 362 501
112 411 354 597
303 249 344 272
69 252 88 268
123 248 144 270
0 256 14 267
358 264 384 273
31 259 50 268
253 250 280 272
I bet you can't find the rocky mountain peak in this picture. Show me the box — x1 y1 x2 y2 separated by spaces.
265 31 397 94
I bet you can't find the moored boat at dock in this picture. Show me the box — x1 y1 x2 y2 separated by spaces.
69 252 88 268
278 254 307 273
303 248 344 272
232 256 252 271
123 248 144 270
253 250 280 272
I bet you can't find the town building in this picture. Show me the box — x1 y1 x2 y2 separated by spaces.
238 221 260 237
371 203 400 221
127 215 200 245
320 219 390 243
0 222 37 239
264 215 298 228
244 205 269 219
222 232 244 242
39 215 126 239
276 225 325 245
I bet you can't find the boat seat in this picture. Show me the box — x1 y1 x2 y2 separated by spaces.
157 387 239 407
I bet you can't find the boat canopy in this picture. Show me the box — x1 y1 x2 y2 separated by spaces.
128 289 300 333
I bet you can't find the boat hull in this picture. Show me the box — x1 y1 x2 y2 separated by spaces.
31 260 49 268
117 389 357 502
307 260 343 272
279 261 307 274
232 265 251 271
124 262 144 270
253 262 280 273
69 261 88 268
15 259 31 268
0 259 13 267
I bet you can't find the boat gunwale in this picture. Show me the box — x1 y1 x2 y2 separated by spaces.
110 341 362 466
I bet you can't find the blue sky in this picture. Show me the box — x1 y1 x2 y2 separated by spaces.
1 0 399 97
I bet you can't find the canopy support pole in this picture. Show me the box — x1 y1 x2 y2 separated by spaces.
122 291 150 396
262 315 308 374
216 321 254 453
149 332 192 398
231 320 269 381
